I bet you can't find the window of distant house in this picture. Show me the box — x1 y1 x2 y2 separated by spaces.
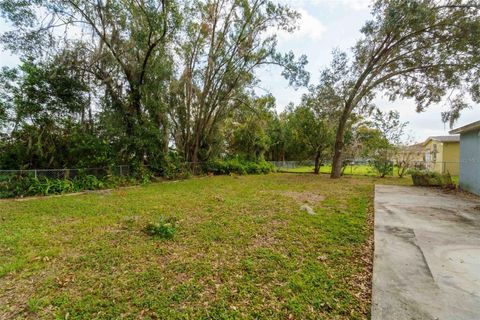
425 150 430 162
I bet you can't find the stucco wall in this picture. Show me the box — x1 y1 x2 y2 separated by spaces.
459 130 480 195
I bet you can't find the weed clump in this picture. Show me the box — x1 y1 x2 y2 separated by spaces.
144 216 177 240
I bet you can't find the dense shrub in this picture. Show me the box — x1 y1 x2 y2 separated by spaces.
161 152 190 179
0 174 133 198
203 158 275 175
371 159 394 178
0 158 275 198
410 170 454 187
27 177 76 195
72 175 105 190
0 175 35 198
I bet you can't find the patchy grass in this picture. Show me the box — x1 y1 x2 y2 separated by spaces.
0 174 410 319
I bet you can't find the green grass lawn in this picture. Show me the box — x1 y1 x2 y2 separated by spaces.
281 165 379 176
283 165 413 178
283 165 460 185
0 174 410 319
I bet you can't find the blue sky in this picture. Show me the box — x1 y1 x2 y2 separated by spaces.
1 0 479 143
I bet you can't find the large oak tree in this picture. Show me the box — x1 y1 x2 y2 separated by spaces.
1 0 180 164
170 0 309 163
322 0 480 178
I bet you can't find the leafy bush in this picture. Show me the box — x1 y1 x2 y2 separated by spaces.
104 175 135 188
27 177 76 195
371 159 394 178
410 170 454 187
144 216 178 240
73 175 104 190
0 158 275 199
0 174 125 198
204 158 275 175
0 175 34 198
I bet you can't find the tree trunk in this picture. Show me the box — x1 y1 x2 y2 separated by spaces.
128 86 147 165
191 134 200 164
155 111 169 155
88 105 93 133
162 121 169 155
130 87 143 125
331 106 351 179
314 150 321 174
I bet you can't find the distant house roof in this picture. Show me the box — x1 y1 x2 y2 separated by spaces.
397 143 423 155
449 120 480 134
402 143 423 151
409 143 423 148
423 135 460 146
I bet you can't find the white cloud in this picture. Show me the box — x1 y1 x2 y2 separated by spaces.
297 9 327 40
276 8 327 41
276 0 372 11
313 0 372 11
334 0 372 10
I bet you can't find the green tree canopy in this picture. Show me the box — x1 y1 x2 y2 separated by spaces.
320 0 480 178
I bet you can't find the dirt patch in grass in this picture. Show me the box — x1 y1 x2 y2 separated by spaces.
250 230 280 249
278 191 325 205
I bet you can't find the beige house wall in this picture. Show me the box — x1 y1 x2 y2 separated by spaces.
443 142 460 175
423 140 460 175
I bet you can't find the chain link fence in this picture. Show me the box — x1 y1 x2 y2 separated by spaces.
269 159 370 171
268 160 314 170
0 160 464 180
0 165 131 180
269 160 462 176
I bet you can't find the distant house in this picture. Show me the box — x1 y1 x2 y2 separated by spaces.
422 135 460 175
394 143 424 167
398 143 424 161
450 121 480 195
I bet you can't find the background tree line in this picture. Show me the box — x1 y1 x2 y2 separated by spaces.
0 0 479 178
0 0 307 173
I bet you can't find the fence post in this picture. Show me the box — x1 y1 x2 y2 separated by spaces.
34 169 37 179
120 165 123 176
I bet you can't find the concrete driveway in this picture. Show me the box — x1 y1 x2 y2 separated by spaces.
372 185 480 320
